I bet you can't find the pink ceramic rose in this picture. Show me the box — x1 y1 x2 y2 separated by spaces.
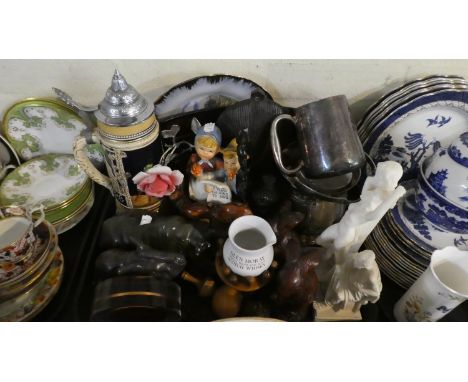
132 165 184 198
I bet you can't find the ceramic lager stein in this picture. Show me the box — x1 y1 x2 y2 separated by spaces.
55 70 162 210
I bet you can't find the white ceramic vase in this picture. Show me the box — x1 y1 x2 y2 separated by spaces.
394 246 468 321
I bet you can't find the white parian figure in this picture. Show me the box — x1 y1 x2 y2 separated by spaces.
316 161 406 312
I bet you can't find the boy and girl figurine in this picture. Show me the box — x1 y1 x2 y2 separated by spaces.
188 118 240 204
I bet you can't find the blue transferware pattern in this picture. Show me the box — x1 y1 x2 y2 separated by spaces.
454 235 468 247
393 189 468 251
448 131 468 167
402 194 432 240
426 146 468 206
436 305 450 314
438 291 465 303
448 145 468 167
427 169 448 196
374 132 441 180
366 91 468 180
426 115 451 128
415 172 468 233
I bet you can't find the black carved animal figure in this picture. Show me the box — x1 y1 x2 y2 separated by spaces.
100 215 211 257
95 244 186 280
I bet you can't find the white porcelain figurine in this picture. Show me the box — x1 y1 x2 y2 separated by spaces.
316 161 406 312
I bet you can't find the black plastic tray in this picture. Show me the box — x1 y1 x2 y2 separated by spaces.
33 185 112 321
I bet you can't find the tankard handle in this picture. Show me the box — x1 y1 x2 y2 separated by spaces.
74 133 113 191
270 114 303 175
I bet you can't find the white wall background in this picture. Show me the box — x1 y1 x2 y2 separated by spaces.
1 59 468 123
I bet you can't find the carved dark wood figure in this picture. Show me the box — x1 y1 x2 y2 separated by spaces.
180 272 216 297
268 201 305 260
169 188 252 226
268 201 321 321
95 245 187 280
212 285 243 319
251 175 283 217
100 214 211 257
240 298 272 318
275 246 321 318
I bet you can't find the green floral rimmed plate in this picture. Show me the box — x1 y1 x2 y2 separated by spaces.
0 154 88 210
1 97 104 164
0 247 64 322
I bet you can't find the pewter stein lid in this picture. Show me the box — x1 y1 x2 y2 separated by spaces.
95 70 154 127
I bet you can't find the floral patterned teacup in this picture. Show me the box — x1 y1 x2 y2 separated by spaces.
394 246 468 321
0 205 45 263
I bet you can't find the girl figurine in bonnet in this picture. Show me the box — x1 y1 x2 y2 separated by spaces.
188 118 231 202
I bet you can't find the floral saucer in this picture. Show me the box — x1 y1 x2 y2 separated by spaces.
1 98 104 164
0 154 88 210
154 75 272 121
0 247 63 322
364 90 468 180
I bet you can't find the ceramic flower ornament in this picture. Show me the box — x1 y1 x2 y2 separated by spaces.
132 165 184 198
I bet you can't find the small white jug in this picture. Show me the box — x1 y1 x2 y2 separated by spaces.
394 246 468 322
223 215 277 277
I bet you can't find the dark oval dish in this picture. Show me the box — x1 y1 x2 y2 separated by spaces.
154 74 272 122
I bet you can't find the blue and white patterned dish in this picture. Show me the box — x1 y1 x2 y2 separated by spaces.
366 218 428 289
364 90 468 180
425 145 468 208
359 76 468 140
393 189 468 251
448 131 468 167
416 156 468 233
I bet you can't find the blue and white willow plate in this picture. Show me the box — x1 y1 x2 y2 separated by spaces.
392 189 468 252
359 75 467 139
364 90 468 180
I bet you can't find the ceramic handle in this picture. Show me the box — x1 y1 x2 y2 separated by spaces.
30 204 45 227
0 164 15 180
74 133 113 191
270 114 303 175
